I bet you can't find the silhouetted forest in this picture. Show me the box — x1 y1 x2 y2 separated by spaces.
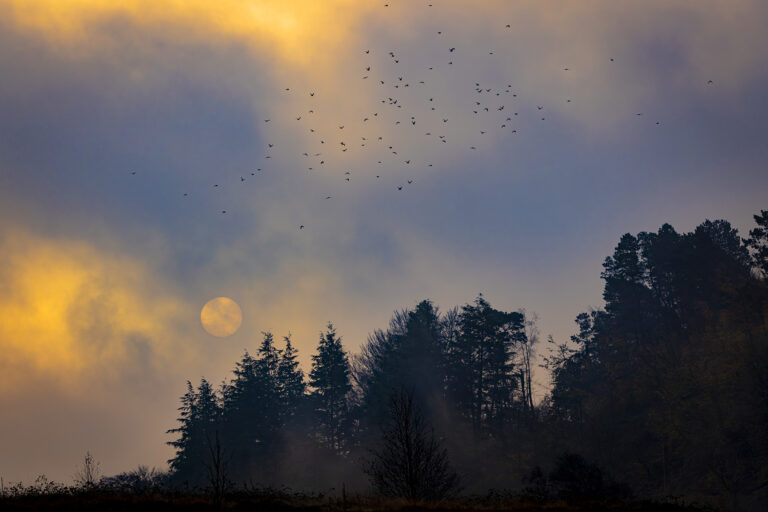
155 211 768 511
3 211 766 512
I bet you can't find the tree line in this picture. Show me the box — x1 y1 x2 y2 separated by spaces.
167 210 768 511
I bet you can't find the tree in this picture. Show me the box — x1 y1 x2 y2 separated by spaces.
746 209 768 278
548 217 768 507
449 295 524 434
309 323 352 452
258 331 281 380
519 310 540 415
167 379 221 485
365 389 460 502
218 336 283 482
73 451 101 489
353 301 446 431
277 334 306 422
204 430 231 507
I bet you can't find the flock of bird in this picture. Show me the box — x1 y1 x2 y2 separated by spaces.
128 3 715 230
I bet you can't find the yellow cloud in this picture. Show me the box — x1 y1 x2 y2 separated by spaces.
0 228 188 393
1 0 371 64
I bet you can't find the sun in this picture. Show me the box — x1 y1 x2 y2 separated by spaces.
200 297 243 338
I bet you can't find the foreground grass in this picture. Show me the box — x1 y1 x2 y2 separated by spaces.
0 489 712 512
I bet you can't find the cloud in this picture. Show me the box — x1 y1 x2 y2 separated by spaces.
0 227 194 393
0 0 373 65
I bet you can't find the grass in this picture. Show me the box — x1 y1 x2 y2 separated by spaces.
0 485 714 512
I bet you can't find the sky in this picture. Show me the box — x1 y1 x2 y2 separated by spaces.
1 0 767 484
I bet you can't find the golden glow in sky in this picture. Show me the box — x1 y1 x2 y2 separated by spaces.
1 0 371 63
0 229 187 394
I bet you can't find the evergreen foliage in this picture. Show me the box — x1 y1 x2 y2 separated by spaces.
166 209 768 510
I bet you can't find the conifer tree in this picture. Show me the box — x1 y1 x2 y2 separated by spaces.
218 338 283 480
258 331 281 381
449 295 524 434
167 378 221 484
309 323 352 451
746 209 768 278
278 334 306 422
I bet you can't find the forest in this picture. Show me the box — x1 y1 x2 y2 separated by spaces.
156 210 768 511
3 211 767 512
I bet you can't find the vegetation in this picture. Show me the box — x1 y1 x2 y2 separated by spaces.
2 210 766 511
156 211 768 510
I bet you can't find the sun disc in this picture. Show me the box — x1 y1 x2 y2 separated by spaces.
200 297 242 338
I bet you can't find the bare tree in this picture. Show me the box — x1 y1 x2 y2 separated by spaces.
73 451 101 489
204 431 231 508
364 389 460 502
520 310 540 414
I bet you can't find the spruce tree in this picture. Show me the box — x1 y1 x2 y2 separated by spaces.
450 295 524 435
167 378 221 485
219 338 283 481
278 334 306 422
309 323 352 452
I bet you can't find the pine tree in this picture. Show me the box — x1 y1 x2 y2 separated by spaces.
258 331 281 381
449 295 523 434
219 338 283 481
278 334 306 422
309 323 352 452
167 378 221 484
167 381 197 475
746 209 768 278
